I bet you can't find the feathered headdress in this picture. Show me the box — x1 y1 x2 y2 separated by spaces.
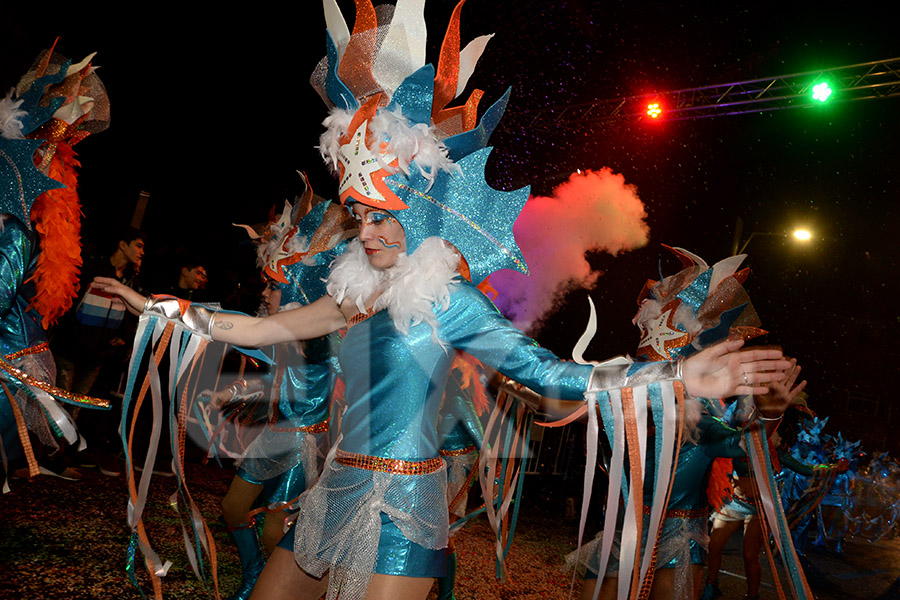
0 42 109 327
313 0 528 285
633 246 767 361
234 172 356 306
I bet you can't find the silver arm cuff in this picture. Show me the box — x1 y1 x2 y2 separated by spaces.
143 295 216 341
587 358 682 393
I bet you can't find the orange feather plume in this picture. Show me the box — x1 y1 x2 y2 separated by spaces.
27 142 83 328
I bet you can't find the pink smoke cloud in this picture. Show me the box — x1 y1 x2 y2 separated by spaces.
490 168 650 333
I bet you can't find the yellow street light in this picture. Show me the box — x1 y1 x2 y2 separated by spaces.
793 228 812 241
732 219 815 255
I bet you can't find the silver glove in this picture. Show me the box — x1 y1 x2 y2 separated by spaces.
587 356 682 393
143 295 216 340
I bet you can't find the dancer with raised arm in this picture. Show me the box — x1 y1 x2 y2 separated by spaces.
95 3 790 599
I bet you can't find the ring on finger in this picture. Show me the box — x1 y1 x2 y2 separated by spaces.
743 372 749 386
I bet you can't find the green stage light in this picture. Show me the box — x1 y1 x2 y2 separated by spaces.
812 82 833 102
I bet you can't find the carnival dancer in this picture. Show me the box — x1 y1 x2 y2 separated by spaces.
569 248 806 600
94 2 790 599
0 44 111 487
212 189 353 600
703 422 835 600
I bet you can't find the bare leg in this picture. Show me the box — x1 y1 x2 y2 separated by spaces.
262 510 291 555
581 575 619 600
364 574 435 600
249 547 328 600
707 517 742 584
223 476 264 527
742 517 764 598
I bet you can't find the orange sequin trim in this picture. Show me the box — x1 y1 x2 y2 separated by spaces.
336 450 443 475
4 342 50 361
440 445 477 457
298 420 330 434
0 355 110 409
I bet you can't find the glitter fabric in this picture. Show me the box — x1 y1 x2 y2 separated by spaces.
336 450 444 474
0 139 63 227
634 250 766 361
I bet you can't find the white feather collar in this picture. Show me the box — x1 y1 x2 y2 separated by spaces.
326 237 461 337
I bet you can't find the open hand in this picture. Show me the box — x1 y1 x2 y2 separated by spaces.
681 339 792 399
755 358 807 418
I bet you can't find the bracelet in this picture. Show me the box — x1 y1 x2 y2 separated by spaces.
758 413 783 422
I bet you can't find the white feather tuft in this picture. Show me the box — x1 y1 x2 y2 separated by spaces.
318 109 354 175
318 106 459 185
0 90 26 140
371 107 458 185
326 237 460 339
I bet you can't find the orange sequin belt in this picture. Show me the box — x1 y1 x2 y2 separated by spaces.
4 342 50 361
643 505 708 520
335 449 444 475
440 444 477 457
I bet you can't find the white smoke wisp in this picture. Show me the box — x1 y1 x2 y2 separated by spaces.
490 168 650 333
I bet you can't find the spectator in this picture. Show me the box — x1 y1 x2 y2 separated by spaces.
50 226 146 476
170 258 208 301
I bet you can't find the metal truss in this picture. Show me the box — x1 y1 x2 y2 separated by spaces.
507 57 900 131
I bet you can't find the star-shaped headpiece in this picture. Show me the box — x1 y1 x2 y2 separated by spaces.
633 247 767 361
313 0 527 284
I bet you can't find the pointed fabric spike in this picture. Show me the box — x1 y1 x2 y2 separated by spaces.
324 32 358 111
0 137 65 229
708 254 746 293
434 88 483 132
676 268 713 317
65 53 97 78
35 39 60 78
323 0 351 61
387 64 435 126
232 223 262 240
385 146 529 284
294 171 315 223
443 87 510 162
432 0 466 116
17 66 68 135
373 0 427 98
338 0 379 101
456 34 493 98
667 245 707 269
635 279 658 306
732 267 750 286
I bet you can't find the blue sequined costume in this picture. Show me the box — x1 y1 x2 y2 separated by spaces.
281 280 593 596
0 220 58 460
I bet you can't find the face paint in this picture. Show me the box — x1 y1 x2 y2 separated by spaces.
349 203 407 269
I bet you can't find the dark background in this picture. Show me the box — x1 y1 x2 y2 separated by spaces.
2 2 897 452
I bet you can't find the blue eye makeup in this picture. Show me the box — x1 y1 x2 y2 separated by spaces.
349 205 395 226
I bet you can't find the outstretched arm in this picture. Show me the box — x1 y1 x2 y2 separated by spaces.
92 276 347 347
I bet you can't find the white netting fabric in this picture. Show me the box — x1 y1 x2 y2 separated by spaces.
444 452 477 518
237 427 325 487
10 351 61 449
293 457 449 600
566 516 708 600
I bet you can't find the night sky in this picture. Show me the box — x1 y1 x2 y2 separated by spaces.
2 2 897 451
